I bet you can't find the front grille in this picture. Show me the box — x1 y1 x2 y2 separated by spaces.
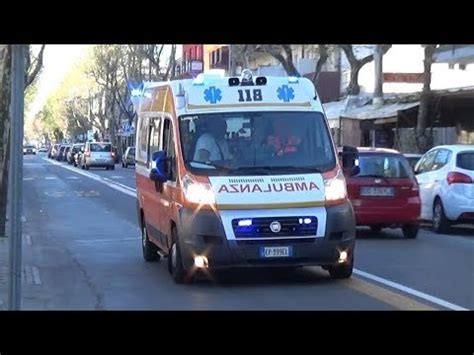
236 238 316 245
232 216 317 239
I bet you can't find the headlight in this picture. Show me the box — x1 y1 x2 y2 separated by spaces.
182 175 215 205
324 170 347 205
23 148 27 153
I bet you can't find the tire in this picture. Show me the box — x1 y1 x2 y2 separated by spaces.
73 161 77 167
141 220 159 262
122 162 125 168
402 224 419 239
111 165 115 171
168 227 191 284
433 198 450 234
124 163 128 169
370 225 382 233
328 251 354 279
106 166 110 170
85 165 89 170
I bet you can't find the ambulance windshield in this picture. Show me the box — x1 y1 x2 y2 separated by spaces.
179 111 336 176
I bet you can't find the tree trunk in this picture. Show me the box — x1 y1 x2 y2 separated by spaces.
347 63 362 96
415 45 437 153
312 45 328 87
0 45 12 237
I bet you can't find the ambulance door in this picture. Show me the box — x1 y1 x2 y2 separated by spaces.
160 114 179 251
145 114 167 249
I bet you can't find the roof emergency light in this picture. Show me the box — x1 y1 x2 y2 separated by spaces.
288 76 299 83
240 69 254 85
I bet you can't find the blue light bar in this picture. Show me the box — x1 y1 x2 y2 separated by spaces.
238 219 252 227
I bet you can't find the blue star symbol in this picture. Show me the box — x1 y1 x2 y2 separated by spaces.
204 86 222 104
277 85 295 102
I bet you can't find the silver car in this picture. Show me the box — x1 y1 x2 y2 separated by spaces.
81 142 115 170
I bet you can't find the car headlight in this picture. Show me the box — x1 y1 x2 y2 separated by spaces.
182 175 215 205
324 170 347 205
23 148 27 153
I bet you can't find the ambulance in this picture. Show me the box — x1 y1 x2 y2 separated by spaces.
135 70 359 283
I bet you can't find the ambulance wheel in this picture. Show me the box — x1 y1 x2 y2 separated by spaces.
168 227 191 284
328 252 354 279
142 221 159 262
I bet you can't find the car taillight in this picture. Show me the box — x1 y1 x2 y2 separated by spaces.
84 152 90 158
447 172 472 185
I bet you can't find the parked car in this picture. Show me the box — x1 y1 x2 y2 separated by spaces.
23 144 36 155
38 146 48 153
68 144 84 165
121 147 135 168
404 153 422 171
56 145 67 161
112 146 120 164
74 147 84 167
345 147 421 238
62 145 71 162
49 144 59 159
414 144 474 233
80 142 115 170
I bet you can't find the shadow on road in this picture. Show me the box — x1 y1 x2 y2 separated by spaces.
355 228 405 240
192 267 334 287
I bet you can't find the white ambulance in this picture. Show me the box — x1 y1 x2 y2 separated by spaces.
135 70 359 283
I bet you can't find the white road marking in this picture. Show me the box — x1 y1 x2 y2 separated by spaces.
42 158 136 197
45 176 58 180
111 175 123 179
43 156 467 310
32 266 42 285
353 269 468 311
66 176 80 180
74 238 140 243
23 177 34 181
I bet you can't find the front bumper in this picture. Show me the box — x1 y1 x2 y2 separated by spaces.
176 202 356 270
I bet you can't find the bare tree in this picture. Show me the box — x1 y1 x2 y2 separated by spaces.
340 44 392 96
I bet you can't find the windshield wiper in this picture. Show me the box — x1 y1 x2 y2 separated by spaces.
233 166 321 173
187 160 230 170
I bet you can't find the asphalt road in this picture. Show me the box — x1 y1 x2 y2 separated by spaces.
10 153 473 310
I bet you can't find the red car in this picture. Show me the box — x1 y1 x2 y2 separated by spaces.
344 147 421 238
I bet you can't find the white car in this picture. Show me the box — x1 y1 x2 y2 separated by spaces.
414 144 474 233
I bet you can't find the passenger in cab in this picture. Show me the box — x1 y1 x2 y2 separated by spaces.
193 118 231 162
265 118 302 157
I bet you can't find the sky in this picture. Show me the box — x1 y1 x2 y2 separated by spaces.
26 45 90 120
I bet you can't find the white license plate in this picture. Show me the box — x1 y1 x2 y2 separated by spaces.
360 187 395 196
259 246 293 258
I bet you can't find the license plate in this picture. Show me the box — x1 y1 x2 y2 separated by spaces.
259 246 293 258
360 187 395 196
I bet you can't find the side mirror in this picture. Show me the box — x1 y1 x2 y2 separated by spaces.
149 150 169 183
341 146 360 176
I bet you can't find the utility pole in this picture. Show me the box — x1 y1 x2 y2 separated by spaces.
373 44 384 108
8 45 26 310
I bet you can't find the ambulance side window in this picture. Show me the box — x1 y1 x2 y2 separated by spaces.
147 118 162 164
162 118 176 181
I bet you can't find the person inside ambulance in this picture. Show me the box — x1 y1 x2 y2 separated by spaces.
265 117 302 157
193 118 231 163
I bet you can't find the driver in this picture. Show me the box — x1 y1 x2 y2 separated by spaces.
193 118 230 162
266 118 302 156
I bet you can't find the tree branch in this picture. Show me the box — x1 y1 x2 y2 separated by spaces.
25 44 45 88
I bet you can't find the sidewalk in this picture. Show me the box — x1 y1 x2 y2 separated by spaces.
0 236 7 310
